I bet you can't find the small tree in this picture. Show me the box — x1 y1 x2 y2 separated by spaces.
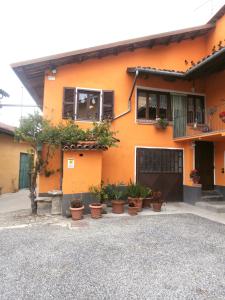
15 112 61 214
15 113 119 214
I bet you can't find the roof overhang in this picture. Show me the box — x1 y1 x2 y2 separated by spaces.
11 23 214 108
208 4 225 24
0 123 15 136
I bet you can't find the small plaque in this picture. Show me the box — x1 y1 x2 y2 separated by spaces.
68 159 74 169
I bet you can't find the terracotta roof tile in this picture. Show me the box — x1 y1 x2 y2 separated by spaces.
63 141 107 151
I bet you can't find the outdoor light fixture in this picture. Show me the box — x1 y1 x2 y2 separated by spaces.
51 68 57 74
191 141 196 148
47 67 57 80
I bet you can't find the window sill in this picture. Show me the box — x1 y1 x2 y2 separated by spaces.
136 119 173 125
75 119 100 123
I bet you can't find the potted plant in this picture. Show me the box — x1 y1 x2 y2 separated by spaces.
89 181 107 218
155 117 169 129
190 169 200 184
105 183 125 214
219 111 225 122
142 188 153 208
127 181 150 212
128 202 139 216
70 199 84 220
152 191 163 212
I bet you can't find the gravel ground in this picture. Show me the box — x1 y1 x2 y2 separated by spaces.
0 214 225 300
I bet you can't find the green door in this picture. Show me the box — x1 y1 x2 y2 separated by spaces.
172 94 187 138
19 153 30 189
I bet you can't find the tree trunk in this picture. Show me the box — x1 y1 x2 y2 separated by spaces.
30 170 37 214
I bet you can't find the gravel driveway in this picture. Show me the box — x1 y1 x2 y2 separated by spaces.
0 214 225 300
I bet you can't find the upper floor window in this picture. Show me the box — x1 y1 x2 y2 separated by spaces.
187 95 205 124
77 90 100 121
62 88 114 121
137 89 172 121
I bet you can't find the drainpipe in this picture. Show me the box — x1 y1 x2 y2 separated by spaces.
114 70 139 120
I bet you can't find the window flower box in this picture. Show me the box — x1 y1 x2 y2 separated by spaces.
154 118 169 129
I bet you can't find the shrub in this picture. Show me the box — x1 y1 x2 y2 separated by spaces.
89 181 108 203
127 181 151 198
71 199 83 208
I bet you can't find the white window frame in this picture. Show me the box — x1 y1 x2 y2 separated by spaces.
75 87 103 123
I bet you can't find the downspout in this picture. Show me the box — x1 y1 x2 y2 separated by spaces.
114 70 139 120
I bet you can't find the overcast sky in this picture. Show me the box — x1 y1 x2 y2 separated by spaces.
0 0 224 126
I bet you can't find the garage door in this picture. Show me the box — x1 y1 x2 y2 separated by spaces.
136 148 183 202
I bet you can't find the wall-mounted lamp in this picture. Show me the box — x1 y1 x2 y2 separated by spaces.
47 67 57 81
51 68 57 75
191 141 196 148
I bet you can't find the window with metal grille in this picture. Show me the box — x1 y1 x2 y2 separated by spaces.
138 149 183 174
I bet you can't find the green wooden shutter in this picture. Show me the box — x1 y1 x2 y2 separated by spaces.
62 88 76 119
102 90 114 120
172 94 187 138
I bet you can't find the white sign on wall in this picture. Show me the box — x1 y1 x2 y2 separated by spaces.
68 159 74 169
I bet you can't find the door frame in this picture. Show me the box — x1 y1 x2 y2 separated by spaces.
134 146 185 184
194 141 215 190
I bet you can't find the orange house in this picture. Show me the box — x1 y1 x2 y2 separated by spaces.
12 5 225 214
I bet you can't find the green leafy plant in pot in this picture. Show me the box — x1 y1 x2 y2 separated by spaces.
70 199 84 220
105 183 126 214
89 181 108 218
127 181 151 212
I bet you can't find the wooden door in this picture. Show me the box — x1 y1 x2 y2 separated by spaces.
195 141 214 190
136 148 183 202
19 153 30 189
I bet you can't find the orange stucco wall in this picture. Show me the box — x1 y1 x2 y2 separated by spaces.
62 151 102 194
0 134 31 194
206 14 225 55
39 18 225 194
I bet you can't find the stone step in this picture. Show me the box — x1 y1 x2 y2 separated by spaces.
195 201 225 213
35 197 52 215
201 195 224 201
35 197 52 203
201 190 222 196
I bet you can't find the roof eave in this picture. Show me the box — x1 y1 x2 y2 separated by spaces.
127 67 185 79
207 4 225 24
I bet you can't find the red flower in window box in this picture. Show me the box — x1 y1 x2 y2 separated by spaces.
219 111 225 122
190 169 200 184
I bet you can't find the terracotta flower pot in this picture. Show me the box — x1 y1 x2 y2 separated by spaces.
128 197 143 212
89 203 103 219
70 206 84 220
128 205 139 216
192 176 200 184
111 200 125 214
152 202 163 212
143 197 153 208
